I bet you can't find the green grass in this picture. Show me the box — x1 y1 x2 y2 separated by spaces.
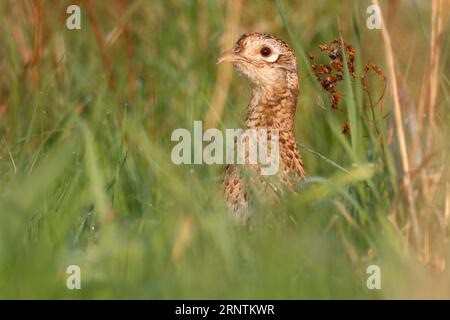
0 0 449 299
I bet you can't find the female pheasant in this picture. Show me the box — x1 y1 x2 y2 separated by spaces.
217 32 305 222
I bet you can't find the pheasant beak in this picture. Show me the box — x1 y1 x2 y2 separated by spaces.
216 50 240 64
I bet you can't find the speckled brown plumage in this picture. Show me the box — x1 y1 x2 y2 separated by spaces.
218 32 305 222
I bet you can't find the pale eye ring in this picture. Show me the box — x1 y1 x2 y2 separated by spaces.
260 46 272 57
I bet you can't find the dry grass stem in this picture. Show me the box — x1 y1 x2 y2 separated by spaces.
373 0 420 245
204 0 242 129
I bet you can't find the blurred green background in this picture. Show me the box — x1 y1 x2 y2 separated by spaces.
0 0 449 299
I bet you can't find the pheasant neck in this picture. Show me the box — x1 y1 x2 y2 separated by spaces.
244 79 298 133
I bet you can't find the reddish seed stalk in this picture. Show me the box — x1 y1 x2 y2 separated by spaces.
310 39 385 137
85 0 116 90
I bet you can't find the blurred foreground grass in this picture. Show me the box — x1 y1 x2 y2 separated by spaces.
0 0 449 299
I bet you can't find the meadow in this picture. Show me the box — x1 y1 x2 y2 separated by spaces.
0 0 449 299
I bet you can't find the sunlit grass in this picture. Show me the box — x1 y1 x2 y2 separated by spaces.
0 0 449 299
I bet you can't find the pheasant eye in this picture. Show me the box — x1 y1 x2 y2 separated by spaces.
260 47 272 57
